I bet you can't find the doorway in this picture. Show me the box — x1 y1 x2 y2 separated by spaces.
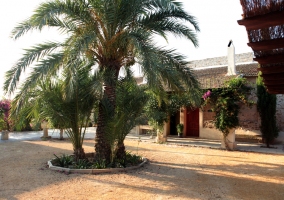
185 108 199 137
170 112 180 135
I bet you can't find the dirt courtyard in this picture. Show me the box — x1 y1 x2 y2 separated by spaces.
0 138 283 200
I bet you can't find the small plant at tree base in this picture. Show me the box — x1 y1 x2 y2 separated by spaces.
74 159 92 169
125 151 143 166
91 159 106 169
53 154 73 168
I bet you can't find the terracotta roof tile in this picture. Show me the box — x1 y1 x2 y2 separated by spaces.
193 67 235 89
192 63 258 89
236 63 258 76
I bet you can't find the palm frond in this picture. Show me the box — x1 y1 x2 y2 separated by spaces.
4 42 63 94
11 0 92 39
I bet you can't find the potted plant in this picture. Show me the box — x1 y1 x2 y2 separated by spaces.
176 124 184 138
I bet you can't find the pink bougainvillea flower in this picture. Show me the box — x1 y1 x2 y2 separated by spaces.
202 90 211 100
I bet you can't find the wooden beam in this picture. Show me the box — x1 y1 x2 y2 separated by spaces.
266 89 284 94
263 79 284 85
267 90 284 94
253 54 284 65
248 38 284 51
238 10 284 30
265 85 284 89
258 65 284 74
261 72 284 80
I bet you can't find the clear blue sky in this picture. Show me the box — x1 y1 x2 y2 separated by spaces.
0 0 251 97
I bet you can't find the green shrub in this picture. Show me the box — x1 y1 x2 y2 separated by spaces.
91 159 106 169
125 151 143 165
53 154 73 168
176 124 184 133
74 159 92 169
202 77 253 136
257 74 279 147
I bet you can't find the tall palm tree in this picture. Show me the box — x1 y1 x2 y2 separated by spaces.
102 73 148 164
5 0 200 162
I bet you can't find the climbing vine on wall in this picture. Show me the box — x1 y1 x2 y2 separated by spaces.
202 77 253 137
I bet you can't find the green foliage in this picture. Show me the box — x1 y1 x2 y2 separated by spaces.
11 60 99 160
203 77 253 136
0 118 5 131
5 0 200 96
91 159 107 169
102 75 148 164
74 159 92 169
6 0 201 162
176 123 184 133
53 154 74 168
125 151 143 166
115 151 143 168
144 90 201 131
144 92 168 130
53 152 143 169
0 99 12 131
257 73 279 147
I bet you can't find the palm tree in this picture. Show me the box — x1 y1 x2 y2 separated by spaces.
5 0 200 162
102 74 148 165
11 60 99 160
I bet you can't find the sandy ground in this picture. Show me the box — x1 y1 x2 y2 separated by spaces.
0 138 284 200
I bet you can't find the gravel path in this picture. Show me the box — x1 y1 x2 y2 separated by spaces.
0 138 283 200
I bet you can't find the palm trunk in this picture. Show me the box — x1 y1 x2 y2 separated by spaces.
74 147 86 162
59 129 64 140
95 101 111 162
116 141 126 160
95 67 119 163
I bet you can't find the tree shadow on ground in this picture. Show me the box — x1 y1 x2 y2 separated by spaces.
84 158 284 199
0 140 79 200
1 139 284 199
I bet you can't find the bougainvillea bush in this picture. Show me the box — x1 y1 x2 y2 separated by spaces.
202 78 253 136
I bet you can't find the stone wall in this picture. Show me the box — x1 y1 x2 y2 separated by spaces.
238 104 260 131
202 104 215 128
203 104 260 131
202 91 284 134
189 52 254 68
238 85 260 131
202 104 215 121
276 94 284 130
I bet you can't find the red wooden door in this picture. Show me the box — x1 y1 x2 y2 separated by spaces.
186 108 199 137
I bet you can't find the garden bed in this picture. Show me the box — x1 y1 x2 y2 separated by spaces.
47 152 148 174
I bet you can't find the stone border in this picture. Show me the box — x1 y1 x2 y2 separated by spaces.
47 156 148 174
